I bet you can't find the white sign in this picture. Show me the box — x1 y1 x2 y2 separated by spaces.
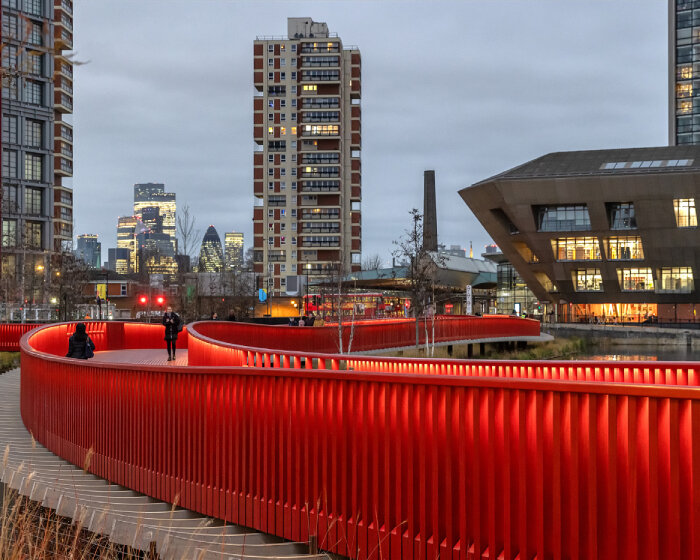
465 285 473 315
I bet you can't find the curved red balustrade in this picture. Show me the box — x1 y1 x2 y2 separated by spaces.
0 323 42 351
18 319 700 560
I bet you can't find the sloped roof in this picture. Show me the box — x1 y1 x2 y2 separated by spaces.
472 146 700 185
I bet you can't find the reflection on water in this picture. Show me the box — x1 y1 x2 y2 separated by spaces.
580 343 700 362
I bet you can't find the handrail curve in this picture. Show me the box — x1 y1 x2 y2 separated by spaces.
18 319 700 560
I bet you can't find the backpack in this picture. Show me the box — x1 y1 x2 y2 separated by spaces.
84 337 95 359
176 315 184 333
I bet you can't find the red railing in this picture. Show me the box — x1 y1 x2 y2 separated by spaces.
0 323 42 351
187 315 539 366
20 320 700 560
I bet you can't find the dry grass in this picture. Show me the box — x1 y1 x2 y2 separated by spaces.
0 485 157 559
0 354 19 375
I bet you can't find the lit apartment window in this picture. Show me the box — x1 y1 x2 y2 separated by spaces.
302 84 317 93
24 153 42 181
617 268 654 292
674 198 697 227
551 237 600 261
281 127 286 135
268 126 274 134
678 100 693 114
677 83 693 98
1 219 17 247
534 204 590 232
606 236 644 260
679 65 693 79
573 269 603 292
658 267 694 293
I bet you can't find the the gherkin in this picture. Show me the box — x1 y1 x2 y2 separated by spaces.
198 226 224 272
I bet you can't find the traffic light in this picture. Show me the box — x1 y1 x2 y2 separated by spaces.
138 295 148 305
155 295 165 307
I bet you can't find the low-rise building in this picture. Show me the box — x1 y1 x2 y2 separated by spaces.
461 146 700 323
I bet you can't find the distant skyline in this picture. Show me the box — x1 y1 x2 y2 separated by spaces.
72 1 668 263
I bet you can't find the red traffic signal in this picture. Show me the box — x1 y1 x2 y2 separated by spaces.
155 295 165 306
138 295 148 305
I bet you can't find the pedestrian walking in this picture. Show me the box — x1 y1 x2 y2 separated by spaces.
65 322 95 360
162 306 182 361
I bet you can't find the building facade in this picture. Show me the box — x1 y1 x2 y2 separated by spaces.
224 231 244 270
1 0 74 303
253 17 362 297
116 215 139 273
198 225 224 272
461 147 700 323
670 0 700 145
75 233 100 268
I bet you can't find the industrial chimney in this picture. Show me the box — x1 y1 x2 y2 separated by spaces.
423 170 438 251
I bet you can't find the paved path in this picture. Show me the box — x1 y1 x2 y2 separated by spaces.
93 349 189 366
0 368 324 559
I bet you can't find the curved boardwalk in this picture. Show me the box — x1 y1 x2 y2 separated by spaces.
0 366 321 559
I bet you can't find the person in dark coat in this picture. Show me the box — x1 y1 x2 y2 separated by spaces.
162 306 182 361
66 322 95 359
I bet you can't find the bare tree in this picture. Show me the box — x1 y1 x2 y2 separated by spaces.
176 204 200 261
393 209 444 348
362 254 383 271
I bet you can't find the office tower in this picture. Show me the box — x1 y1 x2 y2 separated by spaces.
670 1 700 144
75 234 101 268
107 247 130 275
133 183 177 276
53 0 74 252
198 225 224 272
253 17 362 296
133 183 176 242
224 232 244 270
116 216 139 272
1 0 74 297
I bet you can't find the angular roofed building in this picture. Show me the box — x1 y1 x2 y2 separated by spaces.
461 146 700 323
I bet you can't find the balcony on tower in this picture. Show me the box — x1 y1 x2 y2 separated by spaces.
54 90 73 113
54 121 73 145
54 26 73 50
54 154 73 177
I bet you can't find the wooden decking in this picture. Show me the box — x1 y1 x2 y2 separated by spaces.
93 349 189 367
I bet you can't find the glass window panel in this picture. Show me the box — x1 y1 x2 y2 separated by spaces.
674 198 698 227
573 269 603 292
607 236 644 260
535 204 591 232
617 268 654 291
658 267 694 293
551 237 601 261
607 202 637 230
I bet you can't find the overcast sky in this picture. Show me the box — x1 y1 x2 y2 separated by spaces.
72 0 668 264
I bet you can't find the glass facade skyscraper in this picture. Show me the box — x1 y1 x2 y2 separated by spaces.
670 0 700 144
